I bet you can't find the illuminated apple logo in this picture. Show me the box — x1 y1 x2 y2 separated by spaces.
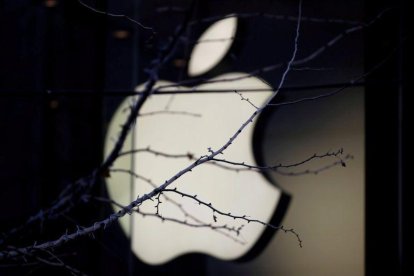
104 16 288 265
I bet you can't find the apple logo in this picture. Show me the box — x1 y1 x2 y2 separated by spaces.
104 16 289 265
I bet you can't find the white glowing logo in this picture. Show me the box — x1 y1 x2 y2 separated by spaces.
105 16 284 265
188 17 237 76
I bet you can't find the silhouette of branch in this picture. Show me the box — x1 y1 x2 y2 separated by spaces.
0 0 195 247
91 196 246 244
117 147 351 176
269 36 406 107
187 12 366 26
106 169 247 243
138 110 202 117
154 8 389 91
274 155 354 176
211 148 346 170
78 0 156 38
118 146 193 159
4 246 85 276
162 188 302 247
157 7 367 26
235 91 259 110
0 0 303 259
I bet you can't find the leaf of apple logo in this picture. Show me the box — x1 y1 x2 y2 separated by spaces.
104 16 289 265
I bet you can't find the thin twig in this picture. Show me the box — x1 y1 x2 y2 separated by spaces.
269 36 407 107
211 148 346 170
235 91 259 109
139 110 202 117
102 172 246 243
0 0 195 251
187 12 366 26
78 0 155 36
162 188 302 247
118 147 193 159
153 8 389 91
92 196 246 244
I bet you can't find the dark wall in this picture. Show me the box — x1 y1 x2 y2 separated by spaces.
1 1 111 275
365 0 411 275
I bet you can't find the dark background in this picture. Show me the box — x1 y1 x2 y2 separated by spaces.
0 0 410 275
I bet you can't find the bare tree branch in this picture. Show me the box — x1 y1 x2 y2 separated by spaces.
161 188 302 247
78 0 155 37
0 0 303 259
153 8 389 91
0 0 196 248
187 12 366 26
138 110 202 117
211 148 346 170
91 196 246 245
